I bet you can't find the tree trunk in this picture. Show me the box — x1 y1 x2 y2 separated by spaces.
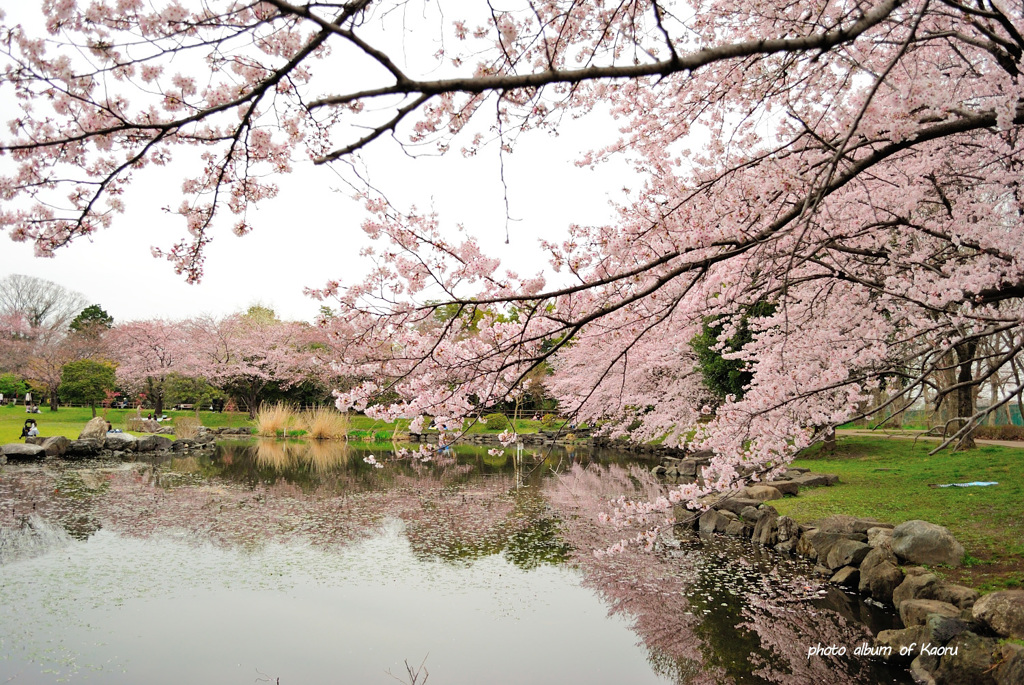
49 388 59 411
821 426 837 454
90 401 97 417
953 341 977 449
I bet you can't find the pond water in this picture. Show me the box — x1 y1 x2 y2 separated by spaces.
0 439 913 684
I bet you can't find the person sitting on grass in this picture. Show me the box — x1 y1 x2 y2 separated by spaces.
21 419 38 439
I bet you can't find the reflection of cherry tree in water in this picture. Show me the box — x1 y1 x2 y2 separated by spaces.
544 464 906 685
0 466 114 540
389 474 520 563
0 450 565 569
3 454 910 682
389 472 570 567
739 593 891 685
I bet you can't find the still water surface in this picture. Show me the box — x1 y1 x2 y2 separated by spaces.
0 440 913 684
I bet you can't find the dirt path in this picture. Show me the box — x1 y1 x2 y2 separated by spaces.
838 429 1024 449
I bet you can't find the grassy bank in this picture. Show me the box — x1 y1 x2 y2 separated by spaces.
0 405 253 443
774 435 1024 591
1 405 549 444
346 414 546 438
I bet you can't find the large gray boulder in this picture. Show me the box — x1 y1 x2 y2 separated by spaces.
972 591 1024 639
742 484 782 501
868 526 894 547
891 520 965 567
933 632 1001 685
699 509 732 536
994 643 1024 685
893 570 939 610
825 539 871 570
795 527 820 559
830 566 860 587
64 439 100 457
137 435 173 452
860 561 904 603
875 625 924 662
814 515 889 535
900 598 961 627
724 519 752 538
800 529 850 561
78 416 108 448
40 435 70 457
925 583 980 611
860 544 898 577
774 516 801 553
2 443 47 460
752 509 779 546
921 613 970 646
764 480 799 495
715 497 763 515
789 472 840 487
104 432 138 451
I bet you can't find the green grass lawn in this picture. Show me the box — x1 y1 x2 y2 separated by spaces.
1 406 549 444
345 414 546 436
0 404 253 443
774 436 1024 591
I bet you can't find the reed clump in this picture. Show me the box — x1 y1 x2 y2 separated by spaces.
174 416 202 439
300 405 349 440
256 402 298 437
124 416 146 432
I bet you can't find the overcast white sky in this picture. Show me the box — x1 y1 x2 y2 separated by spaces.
0 2 633 325
0 126 627 324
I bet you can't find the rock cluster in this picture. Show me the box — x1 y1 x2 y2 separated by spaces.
875 587 1024 685
676 476 1022 685
655 456 840 490
409 427 592 446
1 422 251 462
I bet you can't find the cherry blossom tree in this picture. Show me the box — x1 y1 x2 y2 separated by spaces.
108 319 192 416
2 1 1023 500
188 311 323 417
0 312 31 373
23 326 100 410
0 278 106 409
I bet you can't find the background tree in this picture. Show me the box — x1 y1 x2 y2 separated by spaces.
58 359 117 417
69 305 114 334
0 275 88 333
190 311 321 418
0 372 27 402
0 277 102 409
163 373 222 417
108 320 191 417
23 328 98 411
0 313 31 374
690 302 776 404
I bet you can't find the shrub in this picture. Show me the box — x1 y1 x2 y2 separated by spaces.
483 413 510 431
124 416 146 432
300 405 349 440
973 424 1024 441
540 413 560 429
0 372 27 400
174 416 202 439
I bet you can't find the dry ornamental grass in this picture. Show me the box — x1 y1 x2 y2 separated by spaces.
256 402 297 437
300 405 349 440
174 416 202 439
